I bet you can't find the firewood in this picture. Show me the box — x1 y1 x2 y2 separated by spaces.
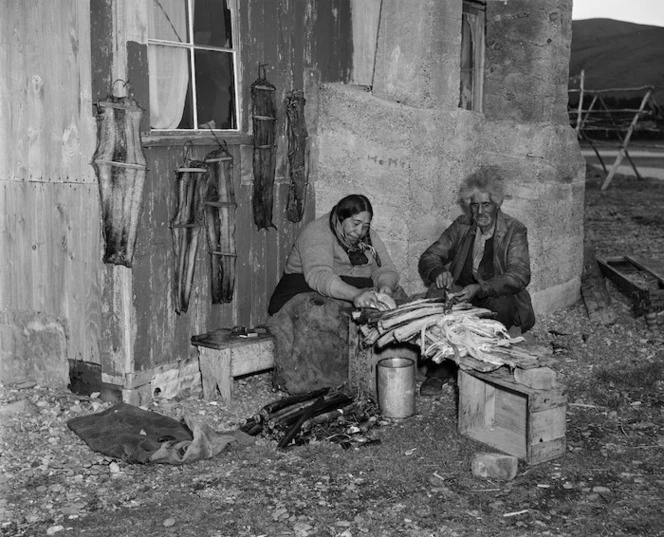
257 387 330 421
266 398 328 424
301 403 354 431
268 393 353 430
277 396 327 449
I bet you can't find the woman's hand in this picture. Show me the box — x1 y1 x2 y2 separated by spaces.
377 285 393 296
353 289 396 310
353 289 380 309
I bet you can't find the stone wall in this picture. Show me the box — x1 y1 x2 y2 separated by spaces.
313 0 585 317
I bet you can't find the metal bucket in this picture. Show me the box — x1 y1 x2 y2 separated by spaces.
376 357 416 419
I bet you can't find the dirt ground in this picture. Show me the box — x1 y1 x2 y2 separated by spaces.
2 165 664 537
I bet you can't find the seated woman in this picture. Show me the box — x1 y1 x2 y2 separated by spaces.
268 194 400 394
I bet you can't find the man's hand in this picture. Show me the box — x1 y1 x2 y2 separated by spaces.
434 271 454 290
456 283 481 303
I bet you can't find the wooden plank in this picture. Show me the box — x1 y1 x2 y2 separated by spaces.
601 89 652 191
528 437 567 465
458 370 488 433
230 339 274 376
199 347 232 400
191 332 273 351
581 232 617 325
625 256 664 286
530 406 567 446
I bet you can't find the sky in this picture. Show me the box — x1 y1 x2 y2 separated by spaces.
572 0 664 27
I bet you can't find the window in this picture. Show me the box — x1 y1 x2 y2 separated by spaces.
460 0 485 112
148 0 238 131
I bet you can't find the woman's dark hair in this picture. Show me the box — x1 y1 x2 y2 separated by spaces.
333 194 373 222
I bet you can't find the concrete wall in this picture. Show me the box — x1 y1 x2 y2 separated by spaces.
315 0 585 318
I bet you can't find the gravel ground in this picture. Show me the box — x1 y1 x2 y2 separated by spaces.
1 167 664 537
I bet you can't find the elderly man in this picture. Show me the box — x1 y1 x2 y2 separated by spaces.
417 168 535 395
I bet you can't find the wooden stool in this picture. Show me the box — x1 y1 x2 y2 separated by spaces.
192 332 274 402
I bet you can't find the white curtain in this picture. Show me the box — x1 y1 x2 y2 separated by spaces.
148 0 190 129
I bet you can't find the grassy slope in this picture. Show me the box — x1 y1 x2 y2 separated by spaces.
570 19 664 102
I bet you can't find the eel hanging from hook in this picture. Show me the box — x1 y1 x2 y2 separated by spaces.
92 86 147 267
204 143 237 304
285 89 308 223
251 63 277 231
171 145 208 314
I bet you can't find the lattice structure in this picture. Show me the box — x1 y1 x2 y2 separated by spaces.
568 70 663 190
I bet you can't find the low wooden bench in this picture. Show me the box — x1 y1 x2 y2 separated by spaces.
191 330 274 402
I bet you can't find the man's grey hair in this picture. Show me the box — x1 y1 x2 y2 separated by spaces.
457 167 507 208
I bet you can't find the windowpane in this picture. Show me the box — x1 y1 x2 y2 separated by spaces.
149 0 189 43
149 44 191 129
460 1 485 112
194 50 236 129
148 0 238 131
460 17 474 110
175 66 196 130
193 0 232 47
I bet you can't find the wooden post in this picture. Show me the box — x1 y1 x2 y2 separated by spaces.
575 70 585 138
601 88 653 191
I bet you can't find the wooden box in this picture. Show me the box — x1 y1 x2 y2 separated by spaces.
458 368 567 465
597 255 664 316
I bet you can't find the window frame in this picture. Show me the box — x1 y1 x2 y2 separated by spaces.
460 0 486 113
147 0 241 134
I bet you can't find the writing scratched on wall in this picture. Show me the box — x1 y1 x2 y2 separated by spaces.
367 155 409 169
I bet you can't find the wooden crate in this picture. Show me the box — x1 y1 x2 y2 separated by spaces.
597 255 664 316
458 368 567 465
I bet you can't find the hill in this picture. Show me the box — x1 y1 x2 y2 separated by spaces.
570 18 664 104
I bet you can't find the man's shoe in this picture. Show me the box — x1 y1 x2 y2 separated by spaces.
420 377 444 396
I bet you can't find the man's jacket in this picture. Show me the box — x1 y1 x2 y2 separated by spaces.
418 209 535 331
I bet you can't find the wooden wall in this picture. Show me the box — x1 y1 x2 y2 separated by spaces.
0 0 101 385
0 0 357 385
97 0 355 378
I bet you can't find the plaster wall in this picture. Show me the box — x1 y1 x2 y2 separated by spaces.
314 0 585 318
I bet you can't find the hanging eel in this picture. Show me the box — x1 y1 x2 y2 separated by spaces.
251 65 277 231
171 160 208 314
92 95 147 267
204 146 237 304
285 89 308 223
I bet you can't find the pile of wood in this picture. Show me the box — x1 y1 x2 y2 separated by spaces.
353 298 549 372
241 388 383 450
